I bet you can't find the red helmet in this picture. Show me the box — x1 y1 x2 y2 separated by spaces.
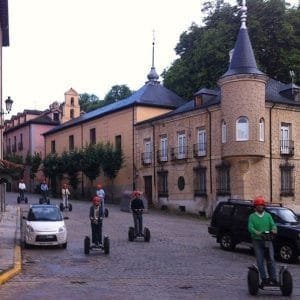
132 190 141 197
254 196 265 206
92 196 101 204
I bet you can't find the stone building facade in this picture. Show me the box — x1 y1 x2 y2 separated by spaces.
134 6 300 216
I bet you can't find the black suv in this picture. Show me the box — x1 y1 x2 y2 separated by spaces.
208 199 300 263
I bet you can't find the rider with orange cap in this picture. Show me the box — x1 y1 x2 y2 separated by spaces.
89 195 104 245
248 196 277 286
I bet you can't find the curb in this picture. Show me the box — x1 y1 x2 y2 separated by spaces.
0 207 22 284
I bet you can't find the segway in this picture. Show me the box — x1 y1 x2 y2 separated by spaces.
128 209 150 242
17 190 28 204
247 232 293 296
60 195 72 212
84 217 109 255
39 192 50 204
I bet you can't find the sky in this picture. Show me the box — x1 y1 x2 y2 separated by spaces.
2 0 299 116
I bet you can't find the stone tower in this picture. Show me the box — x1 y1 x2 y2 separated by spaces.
61 88 80 123
217 1 269 199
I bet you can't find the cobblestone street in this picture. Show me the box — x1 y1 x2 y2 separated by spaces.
0 193 299 299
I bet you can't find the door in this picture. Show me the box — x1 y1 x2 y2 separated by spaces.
144 176 153 207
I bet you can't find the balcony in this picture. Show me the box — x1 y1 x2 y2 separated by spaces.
141 152 152 165
193 143 206 157
171 146 188 161
157 150 168 163
280 140 294 156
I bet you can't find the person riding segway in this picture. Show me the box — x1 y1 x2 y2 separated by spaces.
128 191 150 242
84 195 109 255
247 196 293 296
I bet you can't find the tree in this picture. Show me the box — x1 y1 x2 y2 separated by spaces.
79 93 103 112
103 85 133 105
162 0 300 99
80 143 104 186
42 153 64 195
61 150 82 191
26 152 42 180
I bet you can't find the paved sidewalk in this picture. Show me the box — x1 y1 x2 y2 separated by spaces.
0 205 21 284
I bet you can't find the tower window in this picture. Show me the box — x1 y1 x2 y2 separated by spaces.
236 117 249 141
70 109 74 119
71 97 74 106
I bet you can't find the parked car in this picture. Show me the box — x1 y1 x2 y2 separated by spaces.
23 204 68 248
208 199 300 263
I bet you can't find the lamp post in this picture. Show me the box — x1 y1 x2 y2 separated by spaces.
0 96 13 212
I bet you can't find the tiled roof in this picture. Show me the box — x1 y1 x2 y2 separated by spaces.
222 27 264 77
43 82 186 135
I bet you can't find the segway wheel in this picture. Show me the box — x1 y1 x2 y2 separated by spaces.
47 199 50 205
128 227 135 242
39 198 42 204
84 236 90 255
281 269 293 296
25 197 28 204
104 208 109 218
144 227 151 242
68 203 72 212
247 268 259 296
59 203 64 212
104 236 110 255
17 197 20 204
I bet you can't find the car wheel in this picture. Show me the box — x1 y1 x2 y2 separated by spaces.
62 242 67 249
24 241 31 249
277 243 297 263
247 268 259 296
281 269 293 296
220 233 236 251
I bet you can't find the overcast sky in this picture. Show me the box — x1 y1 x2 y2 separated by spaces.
2 0 299 116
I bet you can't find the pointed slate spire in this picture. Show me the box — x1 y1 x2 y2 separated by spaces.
222 0 264 77
146 31 160 84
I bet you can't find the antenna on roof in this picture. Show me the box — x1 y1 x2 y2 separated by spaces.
240 0 247 29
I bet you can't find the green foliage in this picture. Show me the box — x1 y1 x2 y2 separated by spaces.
4 153 23 164
102 143 124 181
26 152 42 179
103 85 133 105
80 143 104 184
42 153 64 179
163 0 300 99
79 93 103 112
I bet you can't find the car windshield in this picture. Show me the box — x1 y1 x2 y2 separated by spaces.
267 207 299 224
28 207 62 221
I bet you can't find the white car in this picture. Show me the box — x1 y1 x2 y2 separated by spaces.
23 204 67 248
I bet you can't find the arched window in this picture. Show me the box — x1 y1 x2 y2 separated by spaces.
259 118 265 141
236 117 249 141
221 120 227 143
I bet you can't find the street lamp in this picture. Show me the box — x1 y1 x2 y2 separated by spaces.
0 96 13 212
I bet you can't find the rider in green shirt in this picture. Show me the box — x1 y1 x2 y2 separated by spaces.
248 196 278 286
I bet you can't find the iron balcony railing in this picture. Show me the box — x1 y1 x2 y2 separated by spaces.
141 152 152 165
193 142 206 157
171 146 189 160
280 140 294 156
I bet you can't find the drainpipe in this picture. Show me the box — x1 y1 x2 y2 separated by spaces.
81 123 84 196
206 108 212 194
132 106 135 190
269 104 276 202
151 122 156 193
